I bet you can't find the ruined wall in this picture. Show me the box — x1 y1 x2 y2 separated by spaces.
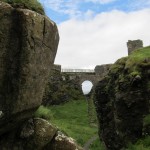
94 64 112 76
127 39 143 55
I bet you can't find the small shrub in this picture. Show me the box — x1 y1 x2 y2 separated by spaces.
0 0 45 15
34 106 53 120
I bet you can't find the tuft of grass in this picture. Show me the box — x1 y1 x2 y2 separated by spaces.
0 0 45 15
34 105 53 120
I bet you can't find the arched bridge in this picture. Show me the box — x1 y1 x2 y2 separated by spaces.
61 65 111 86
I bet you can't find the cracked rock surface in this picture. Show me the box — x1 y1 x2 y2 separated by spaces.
0 1 59 135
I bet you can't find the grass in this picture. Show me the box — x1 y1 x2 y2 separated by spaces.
35 94 150 150
126 136 150 150
90 138 105 150
125 46 150 71
34 105 53 120
35 99 105 149
1 0 45 15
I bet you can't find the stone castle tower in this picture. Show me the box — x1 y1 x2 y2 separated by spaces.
127 39 143 55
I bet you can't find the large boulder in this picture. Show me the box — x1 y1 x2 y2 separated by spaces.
0 118 82 150
94 46 150 149
0 1 59 135
45 131 83 150
0 118 57 149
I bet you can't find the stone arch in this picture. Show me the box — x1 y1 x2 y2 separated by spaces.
79 75 97 87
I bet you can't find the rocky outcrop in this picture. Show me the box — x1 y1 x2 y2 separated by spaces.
94 46 150 150
42 65 84 105
0 2 83 149
0 1 59 135
45 131 83 150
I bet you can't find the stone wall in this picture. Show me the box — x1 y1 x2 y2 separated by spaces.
94 64 112 76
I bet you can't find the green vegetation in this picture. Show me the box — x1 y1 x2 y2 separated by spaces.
90 139 105 150
144 114 150 126
34 105 53 120
0 0 45 15
126 136 150 150
35 99 104 149
110 46 150 75
126 46 150 71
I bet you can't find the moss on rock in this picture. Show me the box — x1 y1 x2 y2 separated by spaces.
94 46 150 150
0 0 45 15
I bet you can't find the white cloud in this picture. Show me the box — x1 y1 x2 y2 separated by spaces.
55 9 150 69
127 0 150 11
40 0 81 17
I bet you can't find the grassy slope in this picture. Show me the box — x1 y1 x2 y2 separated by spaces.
35 99 104 149
49 99 97 145
126 46 150 71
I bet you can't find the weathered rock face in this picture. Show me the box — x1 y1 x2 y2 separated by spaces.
0 2 59 135
0 118 57 150
0 117 82 150
45 131 83 150
94 46 150 150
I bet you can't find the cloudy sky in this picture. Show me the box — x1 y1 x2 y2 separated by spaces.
40 0 150 69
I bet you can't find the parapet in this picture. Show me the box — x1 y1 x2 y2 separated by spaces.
127 40 143 55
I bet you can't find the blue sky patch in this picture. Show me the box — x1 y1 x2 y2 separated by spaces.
40 0 150 23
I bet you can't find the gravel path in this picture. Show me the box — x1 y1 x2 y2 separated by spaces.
83 135 99 150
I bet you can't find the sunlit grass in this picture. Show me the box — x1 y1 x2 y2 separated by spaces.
35 99 100 146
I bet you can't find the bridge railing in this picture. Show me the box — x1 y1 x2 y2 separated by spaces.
61 69 94 73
